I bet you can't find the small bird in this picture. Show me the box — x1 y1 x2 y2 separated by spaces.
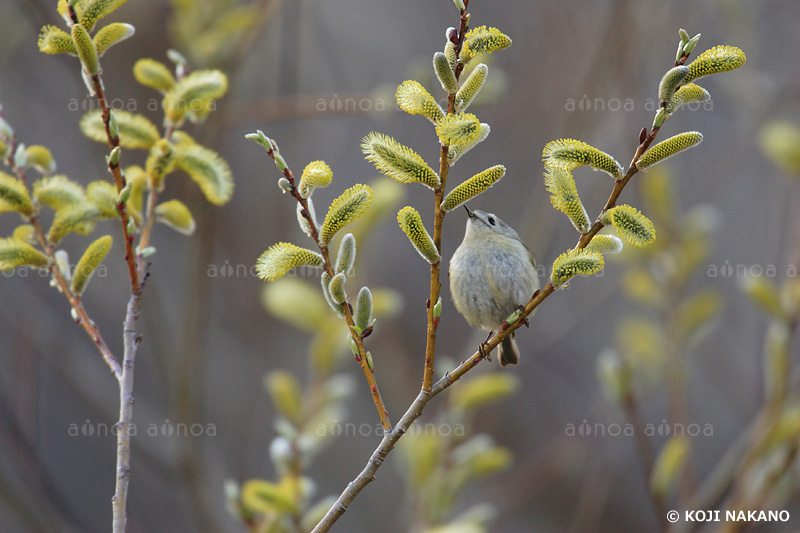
449 206 540 366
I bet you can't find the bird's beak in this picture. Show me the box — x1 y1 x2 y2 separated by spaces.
464 205 474 218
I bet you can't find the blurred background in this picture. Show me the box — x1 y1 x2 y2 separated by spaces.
1 0 799 531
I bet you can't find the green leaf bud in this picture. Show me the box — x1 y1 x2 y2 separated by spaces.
0 172 34 216
658 66 690 104
133 58 177 93
355 286 373 331
328 272 347 304
320 184 373 245
653 107 666 128
455 63 488 112
298 160 332 198
433 52 458 93
347 334 359 356
108 146 121 167
155 199 196 235
256 242 324 281
71 235 112 295
365 351 374 371
636 131 703 170
13 144 26 170
93 22 135 57
441 164 505 212
453 0 465 10
0 238 48 271
397 206 440 264
543 138 623 179
139 246 156 258
601 205 656 248
432 297 442 319
683 34 701 55
543 166 590 233
460 26 512 64
679 29 690 44
335 233 356 275
684 45 746 83
127 217 136 235
550 248 604 288
395 80 444 124
72 24 99 76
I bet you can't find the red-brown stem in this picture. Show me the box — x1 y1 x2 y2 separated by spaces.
421 0 470 393
90 74 140 292
268 155 392 431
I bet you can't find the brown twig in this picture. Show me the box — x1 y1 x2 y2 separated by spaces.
260 145 392 431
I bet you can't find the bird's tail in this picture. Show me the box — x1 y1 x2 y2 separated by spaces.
499 333 519 367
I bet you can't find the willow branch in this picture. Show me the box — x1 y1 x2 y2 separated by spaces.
261 146 392 431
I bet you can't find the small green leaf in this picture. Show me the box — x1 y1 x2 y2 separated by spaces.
93 22 135 57
0 172 34 215
133 58 176 93
395 80 444 124
173 143 234 205
397 206 440 264
33 175 86 210
154 199 195 235
441 165 505 212
361 132 440 189
71 235 112 295
0 238 48 271
80 110 160 150
550 248 604 288
38 25 77 55
320 184 373 245
256 242 323 281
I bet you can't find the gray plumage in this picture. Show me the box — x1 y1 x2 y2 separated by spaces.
449 207 539 366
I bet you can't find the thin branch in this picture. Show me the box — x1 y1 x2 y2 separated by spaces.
260 145 392 431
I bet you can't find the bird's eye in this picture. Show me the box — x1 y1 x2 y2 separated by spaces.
487 217 496 226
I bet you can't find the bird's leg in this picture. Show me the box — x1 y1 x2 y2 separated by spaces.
479 331 493 362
